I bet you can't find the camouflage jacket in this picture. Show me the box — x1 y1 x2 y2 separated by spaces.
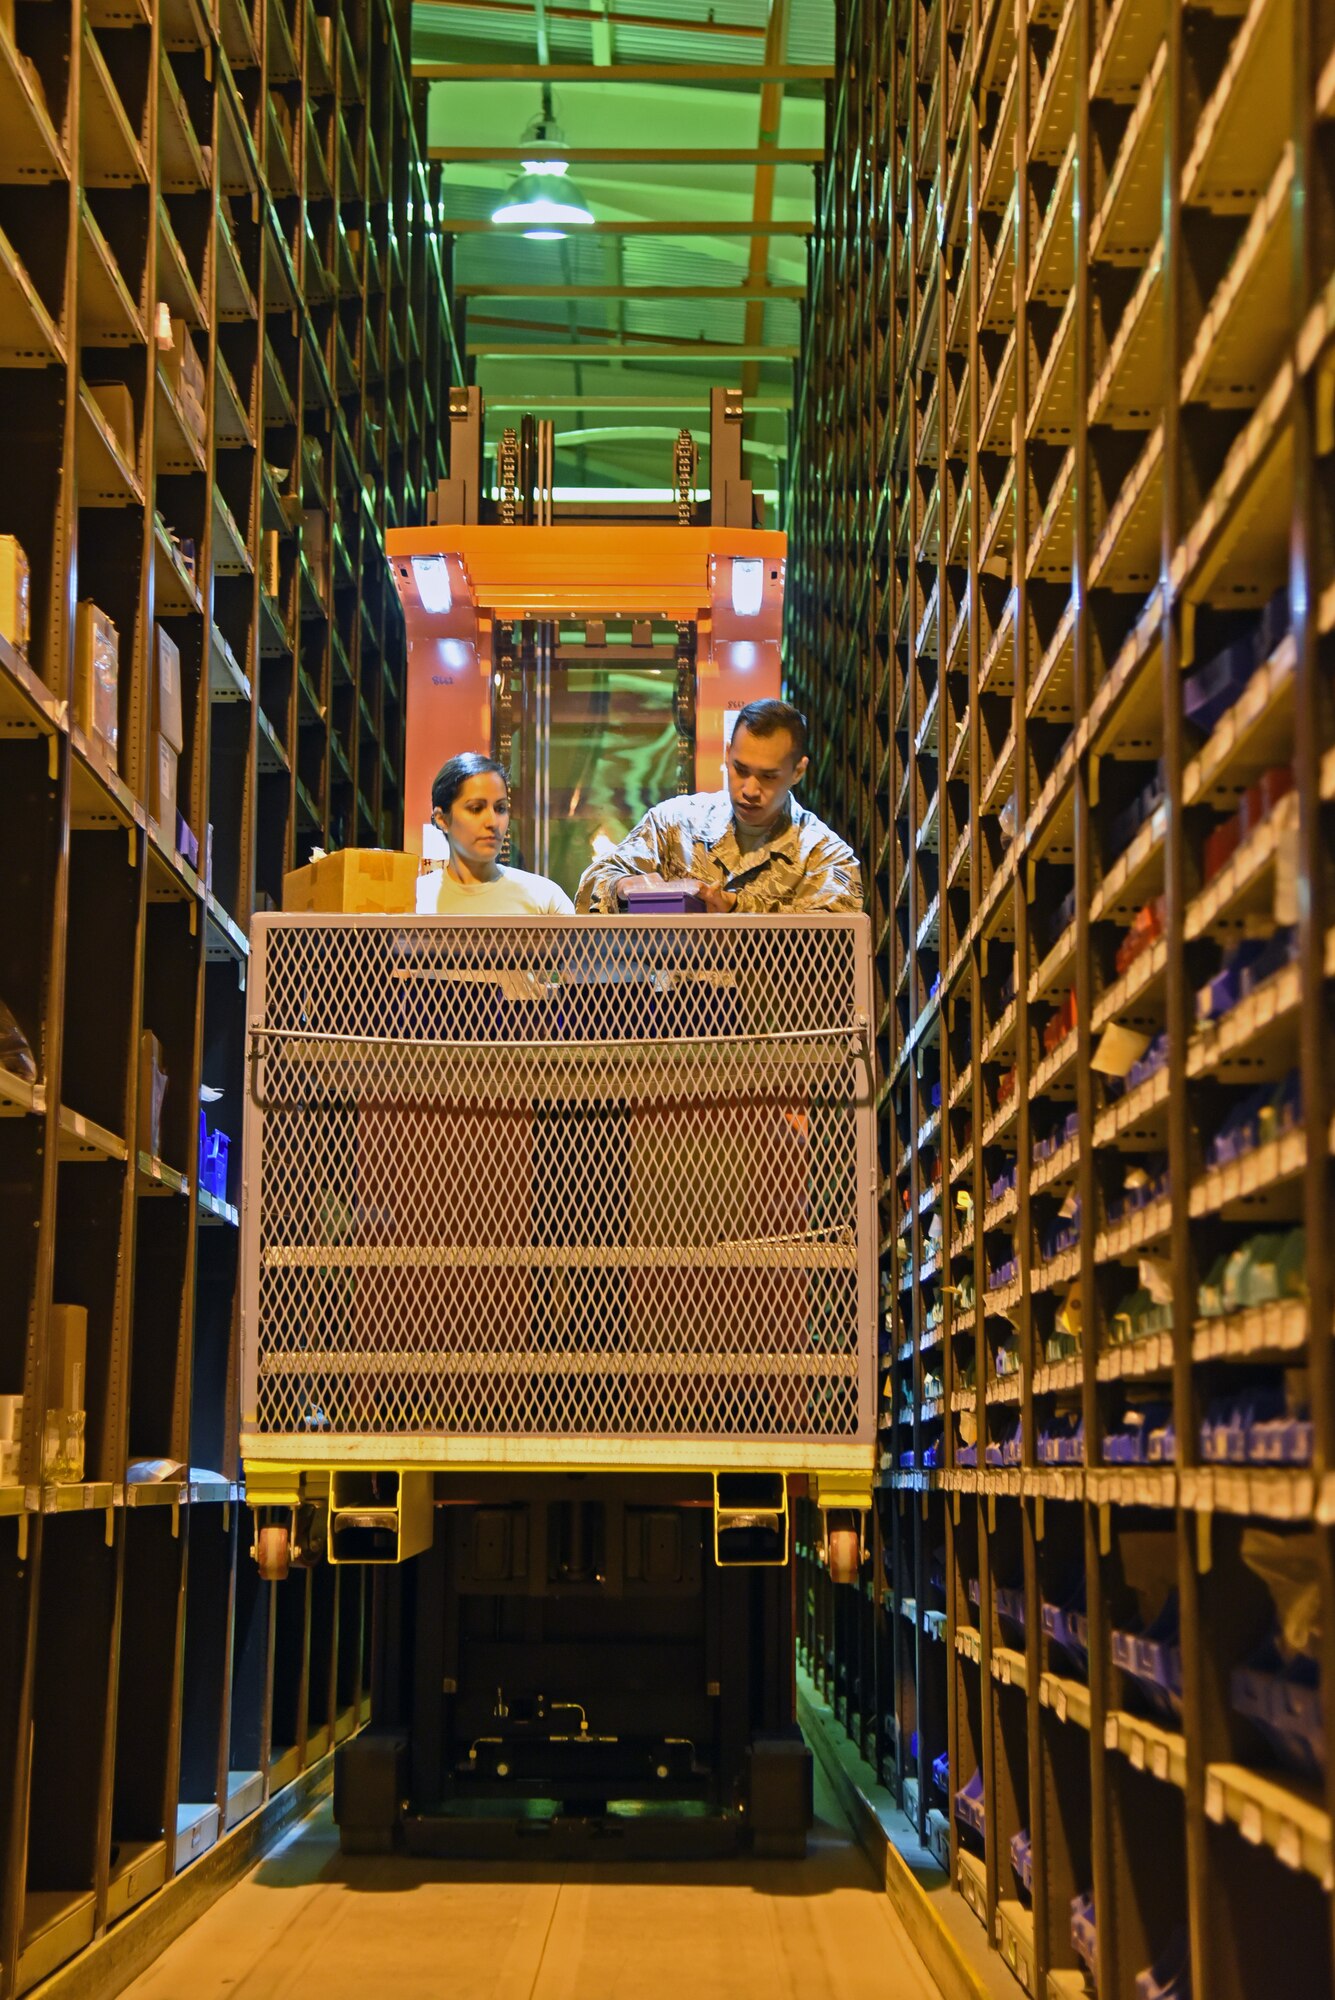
575 789 864 914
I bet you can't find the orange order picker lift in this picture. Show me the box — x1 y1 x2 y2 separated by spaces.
238 392 878 1859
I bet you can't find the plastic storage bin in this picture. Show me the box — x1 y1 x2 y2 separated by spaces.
1042 1577 1089 1677
1136 1926 1192 2000
1230 1640 1325 1780
1071 1891 1097 1979
1112 1592 1183 1720
955 1767 986 1837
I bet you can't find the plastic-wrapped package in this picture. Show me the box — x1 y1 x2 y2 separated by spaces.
0 998 36 1083
1230 1530 1325 1777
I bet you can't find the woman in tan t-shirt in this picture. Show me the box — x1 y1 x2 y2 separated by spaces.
416 753 574 916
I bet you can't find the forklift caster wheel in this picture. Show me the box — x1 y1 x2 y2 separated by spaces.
256 1525 291 1581
827 1528 861 1586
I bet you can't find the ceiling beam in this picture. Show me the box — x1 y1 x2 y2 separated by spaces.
413 0 767 32
470 310 765 344
457 282 806 298
742 0 790 401
441 217 811 233
414 60 834 80
431 145 823 164
468 341 799 358
481 393 793 408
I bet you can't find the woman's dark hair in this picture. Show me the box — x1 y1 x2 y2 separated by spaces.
431 752 509 818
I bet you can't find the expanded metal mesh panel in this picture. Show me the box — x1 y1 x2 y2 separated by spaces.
242 916 875 1449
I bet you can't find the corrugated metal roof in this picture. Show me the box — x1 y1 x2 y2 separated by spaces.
413 0 833 68
413 0 825 479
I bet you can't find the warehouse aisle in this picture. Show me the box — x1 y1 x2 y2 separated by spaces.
122 1765 942 2000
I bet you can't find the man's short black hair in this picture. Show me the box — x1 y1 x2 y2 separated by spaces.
730 698 809 762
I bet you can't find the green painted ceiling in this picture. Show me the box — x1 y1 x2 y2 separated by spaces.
410 0 833 503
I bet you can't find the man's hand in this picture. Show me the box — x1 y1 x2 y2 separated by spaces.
615 872 667 904
696 882 738 914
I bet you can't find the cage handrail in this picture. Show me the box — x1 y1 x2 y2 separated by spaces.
249 1017 869 1057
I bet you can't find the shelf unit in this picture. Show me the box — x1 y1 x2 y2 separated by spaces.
787 0 1335 1991
0 0 451 1985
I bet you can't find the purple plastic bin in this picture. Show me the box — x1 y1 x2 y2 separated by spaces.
1231 1647 1326 1780
1071 1891 1097 1978
1010 1826 1033 1897
1112 1593 1182 1720
1136 1926 1191 2000
954 1767 986 1837
621 880 706 914
1184 633 1257 735
996 1586 1027 1635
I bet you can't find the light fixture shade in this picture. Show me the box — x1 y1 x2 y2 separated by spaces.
730 556 765 618
491 170 594 239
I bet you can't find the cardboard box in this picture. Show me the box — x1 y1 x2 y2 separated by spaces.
160 317 205 409
47 1305 87 1412
282 848 420 915
0 534 30 653
89 380 135 463
159 318 206 454
262 529 281 598
138 1029 167 1157
74 600 119 755
302 509 328 586
154 623 183 751
151 732 178 829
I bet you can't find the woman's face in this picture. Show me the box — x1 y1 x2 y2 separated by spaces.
436 771 510 868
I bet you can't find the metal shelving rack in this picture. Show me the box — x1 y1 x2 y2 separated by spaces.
788 0 1335 1990
0 0 451 1984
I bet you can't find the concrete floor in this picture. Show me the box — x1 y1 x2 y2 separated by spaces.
122 1768 944 2000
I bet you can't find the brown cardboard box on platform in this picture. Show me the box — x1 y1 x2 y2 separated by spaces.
282 848 419 914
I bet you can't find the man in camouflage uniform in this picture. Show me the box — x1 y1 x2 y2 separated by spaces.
575 697 863 915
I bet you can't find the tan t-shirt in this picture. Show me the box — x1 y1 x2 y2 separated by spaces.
416 864 575 916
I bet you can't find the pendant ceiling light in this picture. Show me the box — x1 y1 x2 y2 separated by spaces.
491 93 594 240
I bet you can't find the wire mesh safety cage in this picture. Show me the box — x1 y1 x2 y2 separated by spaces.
241 915 878 1450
